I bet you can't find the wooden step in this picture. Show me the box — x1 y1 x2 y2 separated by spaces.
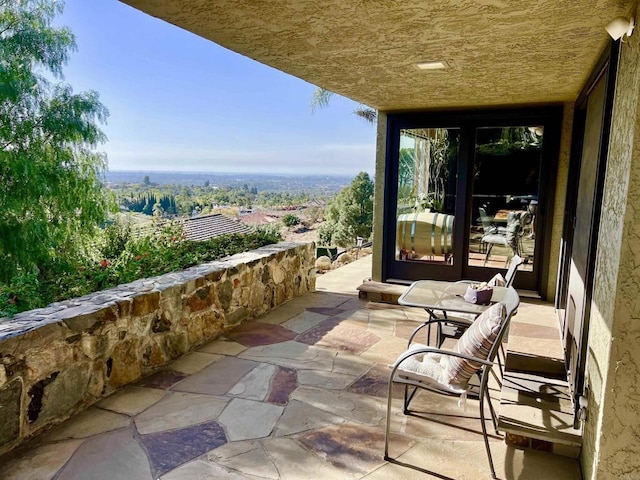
356 281 407 304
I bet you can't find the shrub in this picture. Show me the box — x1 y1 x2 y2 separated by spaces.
0 226 283 318
282 213 301 227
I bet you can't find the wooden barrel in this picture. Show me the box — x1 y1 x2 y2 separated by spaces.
396 211 454 257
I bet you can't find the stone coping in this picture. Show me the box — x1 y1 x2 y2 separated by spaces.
0 241 315 455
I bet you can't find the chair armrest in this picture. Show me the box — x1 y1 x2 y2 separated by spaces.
392 346 494 370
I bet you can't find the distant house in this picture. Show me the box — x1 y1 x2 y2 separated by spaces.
238 212 280 226
183 214 251 241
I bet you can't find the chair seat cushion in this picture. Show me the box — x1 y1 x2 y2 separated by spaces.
481 234 508 245
445 302 507 388
395 343 466 394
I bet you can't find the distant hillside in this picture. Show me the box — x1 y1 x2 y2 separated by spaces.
105 171 354 195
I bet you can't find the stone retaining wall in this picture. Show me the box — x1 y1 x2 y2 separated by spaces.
0 242 315 455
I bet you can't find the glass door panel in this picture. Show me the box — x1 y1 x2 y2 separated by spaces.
467 126 543 272
395 128 460 265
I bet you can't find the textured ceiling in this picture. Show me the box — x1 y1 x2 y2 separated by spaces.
120 0 635 111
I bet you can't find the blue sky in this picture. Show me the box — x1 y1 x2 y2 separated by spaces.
55 0 376 175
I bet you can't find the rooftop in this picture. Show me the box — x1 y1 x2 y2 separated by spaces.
0 257 580 479
183 214 251 241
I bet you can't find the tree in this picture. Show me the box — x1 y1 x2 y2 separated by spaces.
318 172 374 247
0 0 113 281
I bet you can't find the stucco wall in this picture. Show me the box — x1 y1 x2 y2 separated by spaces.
0 242 315 456
372 111 388 282
582 19 640 480
546 104 575 300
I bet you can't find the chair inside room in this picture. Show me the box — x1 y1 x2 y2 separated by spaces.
384 287 520 479
479 208 522 266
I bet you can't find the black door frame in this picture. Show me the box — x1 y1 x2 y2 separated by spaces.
382 107 563 295
555 41 619 427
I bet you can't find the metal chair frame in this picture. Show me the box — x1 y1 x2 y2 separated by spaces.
384 287 520 479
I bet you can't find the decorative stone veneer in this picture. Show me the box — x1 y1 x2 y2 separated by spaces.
0 242 315 455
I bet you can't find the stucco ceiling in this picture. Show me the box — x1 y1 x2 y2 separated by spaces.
121 0 635 111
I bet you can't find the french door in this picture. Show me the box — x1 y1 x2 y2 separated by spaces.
382 108 562 294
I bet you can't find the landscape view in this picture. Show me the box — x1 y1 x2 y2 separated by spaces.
0 0 375 317
104 170 372 248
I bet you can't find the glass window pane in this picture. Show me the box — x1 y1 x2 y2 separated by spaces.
467 126 542 271
396 128 460 265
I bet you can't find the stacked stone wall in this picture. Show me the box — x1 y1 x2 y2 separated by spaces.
0 242 315 454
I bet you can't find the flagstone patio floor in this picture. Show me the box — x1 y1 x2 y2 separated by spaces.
0 256 581 479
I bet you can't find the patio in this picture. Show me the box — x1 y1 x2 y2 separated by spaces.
0 256 580 479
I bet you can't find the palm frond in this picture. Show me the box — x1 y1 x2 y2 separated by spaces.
354 106 377 124
311 87 335 113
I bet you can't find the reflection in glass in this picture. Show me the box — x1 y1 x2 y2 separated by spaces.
467 126 542 271
395 128 460 265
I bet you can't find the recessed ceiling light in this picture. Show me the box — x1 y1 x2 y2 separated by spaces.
415 60 448 70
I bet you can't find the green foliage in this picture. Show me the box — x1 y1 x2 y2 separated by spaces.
0 224 283 317
311 87 377 124
317 224 334 246
303 205 323 225
282 213 300 227
122 191 178 216
0 0 114 282
320 172 374 247
0 272 43 318
397 129 458 214
475 127 542 155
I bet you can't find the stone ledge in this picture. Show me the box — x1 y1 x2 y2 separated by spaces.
356 281 407 304
0 242 315 455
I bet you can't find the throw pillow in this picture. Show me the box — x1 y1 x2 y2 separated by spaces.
445 302 506 388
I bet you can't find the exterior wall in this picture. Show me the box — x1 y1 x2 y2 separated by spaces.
546 103 575 300
0 242 315 455
372 111 388 282
582 19 640 480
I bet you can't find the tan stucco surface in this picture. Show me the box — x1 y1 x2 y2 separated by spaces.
583 12 640 479
546 104 574 301
371 112 387 282
121 0 632 111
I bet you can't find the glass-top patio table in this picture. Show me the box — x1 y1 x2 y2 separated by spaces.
398 280 509 346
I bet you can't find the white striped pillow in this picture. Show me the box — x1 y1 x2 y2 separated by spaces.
445 302 506 388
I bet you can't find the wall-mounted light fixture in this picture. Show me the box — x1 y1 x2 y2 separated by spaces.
605 16 635 41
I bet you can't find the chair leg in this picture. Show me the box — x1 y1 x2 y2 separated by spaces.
486 390 500 435
385 375 395 460
404 385 418 413
483 244 493 266
497 348 504 377
480 382 498 479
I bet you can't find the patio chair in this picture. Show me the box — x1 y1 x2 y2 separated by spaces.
480 209 522 266
457 254 523 289
384 287 520 479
